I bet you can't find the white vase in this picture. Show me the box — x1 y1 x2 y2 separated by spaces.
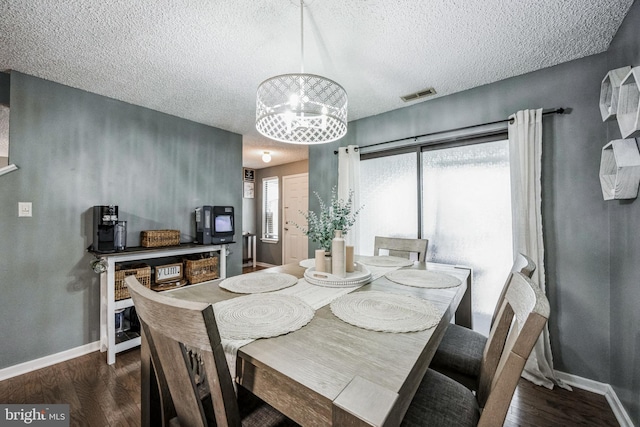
331 230 346 278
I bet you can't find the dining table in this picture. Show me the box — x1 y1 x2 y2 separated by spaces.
140 257 472 427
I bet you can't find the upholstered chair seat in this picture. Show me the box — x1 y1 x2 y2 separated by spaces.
430 253 536 392
401 369 480 427
429 324 487 390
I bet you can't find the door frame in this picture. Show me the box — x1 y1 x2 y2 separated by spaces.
281 172 309 264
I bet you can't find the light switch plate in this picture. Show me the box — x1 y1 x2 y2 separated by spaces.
18 202 32 217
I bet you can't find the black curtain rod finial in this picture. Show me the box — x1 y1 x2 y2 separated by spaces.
508 107 565 125
333 146 359 155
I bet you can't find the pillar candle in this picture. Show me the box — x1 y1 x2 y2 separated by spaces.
315 249 326 272
346 245 354 273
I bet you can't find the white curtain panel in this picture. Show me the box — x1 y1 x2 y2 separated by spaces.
508 109 568 390
338 145 361 252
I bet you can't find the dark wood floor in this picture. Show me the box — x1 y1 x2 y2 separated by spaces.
0 347 620 426
243 264 269 274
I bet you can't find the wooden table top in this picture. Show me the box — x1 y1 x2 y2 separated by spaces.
169 261 470 427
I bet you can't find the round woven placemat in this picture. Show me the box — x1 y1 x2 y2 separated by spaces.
330 291 441 333
356 256 414 267
219 272 298 294
214 294 314 340
384 270 461 289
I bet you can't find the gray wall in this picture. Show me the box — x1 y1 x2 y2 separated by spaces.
255 160 308 266
0 72 243 369
311 29 612 385
311 4 640 421
605 1 640 423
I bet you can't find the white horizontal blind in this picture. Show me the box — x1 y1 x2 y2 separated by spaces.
262 177 279 240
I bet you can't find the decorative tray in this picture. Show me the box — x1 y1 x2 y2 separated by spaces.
304 262 372 288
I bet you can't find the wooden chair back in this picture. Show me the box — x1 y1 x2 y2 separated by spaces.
490 253 536 326
125 275 241 427
373 236 429 262
476 272 550 426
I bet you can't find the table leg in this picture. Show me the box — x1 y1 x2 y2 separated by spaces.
454 266 473 329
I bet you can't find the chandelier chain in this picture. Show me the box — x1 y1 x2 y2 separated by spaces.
300 0 304 74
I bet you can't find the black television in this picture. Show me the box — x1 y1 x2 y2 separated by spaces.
212 206 234 243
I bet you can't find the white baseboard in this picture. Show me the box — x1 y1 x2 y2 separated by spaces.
0 341 101 381
555 370 635 427
255 262 277 268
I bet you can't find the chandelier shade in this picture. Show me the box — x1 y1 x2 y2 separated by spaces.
256 73 348 144
255 0 348 145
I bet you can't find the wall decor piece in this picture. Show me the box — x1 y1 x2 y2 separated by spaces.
599 138 640 200
599 66 631 122
243 167 255 181
243 180 254 198
616 67 640 138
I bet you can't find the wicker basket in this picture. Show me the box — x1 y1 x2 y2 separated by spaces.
184 256 219 284
140 230 180 248
115 263 151 300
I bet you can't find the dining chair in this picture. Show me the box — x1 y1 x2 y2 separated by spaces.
373 236 429 262
401 272 550 426
124 276 298 427
429 253 536 391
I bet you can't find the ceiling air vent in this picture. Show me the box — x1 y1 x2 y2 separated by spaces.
401 87 437 102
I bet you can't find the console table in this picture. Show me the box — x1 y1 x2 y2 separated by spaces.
92 243 227 364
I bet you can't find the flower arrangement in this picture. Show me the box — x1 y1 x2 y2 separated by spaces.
295 187 364 252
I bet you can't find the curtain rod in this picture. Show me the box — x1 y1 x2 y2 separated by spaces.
334 108 566 154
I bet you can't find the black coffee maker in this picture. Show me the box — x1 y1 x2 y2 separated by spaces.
93 205 119 253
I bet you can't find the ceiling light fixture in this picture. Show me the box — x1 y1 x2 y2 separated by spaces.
262 151 272 163
255 0 347 145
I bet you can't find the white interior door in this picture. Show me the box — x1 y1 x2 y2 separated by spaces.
282 173 309 265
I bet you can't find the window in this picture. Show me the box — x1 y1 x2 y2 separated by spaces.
358 151 418 252
262 177 279 241
359 135 512 336
421 140 512 335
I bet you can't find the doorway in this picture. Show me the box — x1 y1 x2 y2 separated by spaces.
282 173 309 265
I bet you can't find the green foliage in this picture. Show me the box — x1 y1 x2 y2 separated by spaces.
294 187 364 252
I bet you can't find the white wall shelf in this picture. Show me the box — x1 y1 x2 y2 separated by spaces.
617 67 640 138
95 243 228 364
599 138 640 200
600 66 631 122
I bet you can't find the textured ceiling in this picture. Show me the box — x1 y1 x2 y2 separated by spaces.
0 0 634 168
